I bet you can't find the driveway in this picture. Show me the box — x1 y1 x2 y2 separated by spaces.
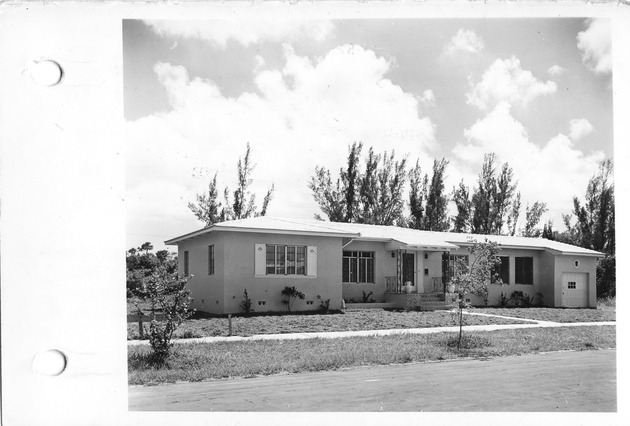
129 349 616 412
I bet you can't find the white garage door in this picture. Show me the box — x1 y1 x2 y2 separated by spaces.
561 272 588 308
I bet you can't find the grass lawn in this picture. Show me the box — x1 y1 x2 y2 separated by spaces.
477 307 616 323
128 325 616 385
127 309 535 340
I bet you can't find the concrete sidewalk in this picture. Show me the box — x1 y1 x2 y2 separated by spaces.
127 315 615 346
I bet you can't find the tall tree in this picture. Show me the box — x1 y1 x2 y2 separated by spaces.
541 220 554 240
423 158 450 231
189 143 274 227
408 160 427 230
309 167 346 221
506 192 521 236
570 159 614 254
451 180 472 233
341 142 363 222
522 201 548 237
471 153 517 235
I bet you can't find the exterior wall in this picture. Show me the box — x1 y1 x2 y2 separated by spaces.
460 248 545 307
538 251 556 307
553 255 598 308
221 231 343 314
177 234 225 314
342 240 392 302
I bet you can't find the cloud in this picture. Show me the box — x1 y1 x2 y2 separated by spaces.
577 19 612 75
569 118 594 141
126 44 437 244
144 19 335 48
451 102 605 227
547 65 566 76
419 89 435 106
445 29 484 55
467 57 557 110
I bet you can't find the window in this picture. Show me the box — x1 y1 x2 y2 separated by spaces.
184 250 189 276
424 268 429 276
342 251 375 283
266 245 307 275
208 245 215 275
515 257 533 284
568 281 577 289
491 256 510 284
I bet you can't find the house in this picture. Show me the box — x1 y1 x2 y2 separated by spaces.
164 217 603 314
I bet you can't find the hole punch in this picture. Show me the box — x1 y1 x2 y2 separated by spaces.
29 60 63 87
32 349 67 376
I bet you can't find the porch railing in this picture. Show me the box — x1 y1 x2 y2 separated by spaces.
385 276 404 293
432 276 446 293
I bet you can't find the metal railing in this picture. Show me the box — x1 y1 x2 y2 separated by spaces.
385 276 403 293
432 276 446 293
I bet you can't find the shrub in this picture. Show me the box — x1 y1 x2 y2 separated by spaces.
239 289 254 314
281 286 305 312
361 291 373 303
316 295 331 313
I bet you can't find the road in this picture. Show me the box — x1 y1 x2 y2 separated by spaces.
129 349 616 412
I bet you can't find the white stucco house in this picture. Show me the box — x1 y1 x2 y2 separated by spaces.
165 217 603 314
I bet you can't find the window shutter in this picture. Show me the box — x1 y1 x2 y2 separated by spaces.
255 244 266 275
307 246 317 276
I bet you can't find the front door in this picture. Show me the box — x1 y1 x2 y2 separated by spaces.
402 253 415 285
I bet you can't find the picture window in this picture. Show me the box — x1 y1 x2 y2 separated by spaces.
342 251 375 283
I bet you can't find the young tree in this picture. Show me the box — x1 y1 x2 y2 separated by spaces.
280 286 305 312
522 201 548 237
423 158 450 231
449 240 502 349
189 143 275 227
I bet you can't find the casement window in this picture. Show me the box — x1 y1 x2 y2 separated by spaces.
208 245 215 275
515 257 534 284
184 250 189 277
265 245 307 275
342 251 375 283
491 256 510 284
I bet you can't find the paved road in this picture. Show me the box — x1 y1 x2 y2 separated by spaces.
129 349 616 412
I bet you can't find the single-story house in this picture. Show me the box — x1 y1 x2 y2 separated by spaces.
165 217 603 314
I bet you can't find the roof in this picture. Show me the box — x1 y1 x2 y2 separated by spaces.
165 216 603 257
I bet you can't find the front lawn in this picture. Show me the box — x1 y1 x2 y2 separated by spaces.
128 325 616 385
478 307 616 323
127 309 534 340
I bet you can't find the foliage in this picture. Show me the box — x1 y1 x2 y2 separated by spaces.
451 180 472 233
280 286 305 312
361 290 374 303
522 201 548 237
448 239 502 349
316 295 331 313
126 243 177 297
422 158 450 231
239 289 254 314
596 255 615 298
507 291 534 307
134 267 194 366
189 143 275 227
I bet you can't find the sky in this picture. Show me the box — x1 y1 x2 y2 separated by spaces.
123 18 613 252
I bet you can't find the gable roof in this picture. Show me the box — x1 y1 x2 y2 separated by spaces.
165 216 603 257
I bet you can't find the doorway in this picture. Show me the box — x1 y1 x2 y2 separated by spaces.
402 252 415 285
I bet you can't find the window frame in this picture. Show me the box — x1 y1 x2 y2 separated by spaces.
265 244 307 276
342 251 375 284
515 256 534 285
491 256 510 284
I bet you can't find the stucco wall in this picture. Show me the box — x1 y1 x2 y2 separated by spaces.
219 231 343 314
553 255 598 308
177 235 225 314
341 240 391 302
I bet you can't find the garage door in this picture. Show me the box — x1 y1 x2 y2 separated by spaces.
561 273 588 308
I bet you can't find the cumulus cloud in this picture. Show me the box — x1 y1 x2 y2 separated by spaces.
467 57 557 110
569 118 594 141
577 19 612 75
445 29 484 55
126 44 437 242
451 102 604 226
419 89 435 106
547 65 566 76
145 19 335 48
